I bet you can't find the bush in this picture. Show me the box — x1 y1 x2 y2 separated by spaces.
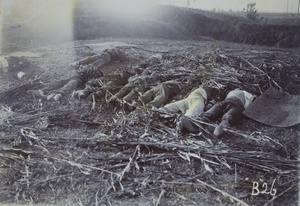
246 3 259 21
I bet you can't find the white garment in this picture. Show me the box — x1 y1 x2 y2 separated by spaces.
163 87 207 117
0 56 9 69
243 91 255 108
226 89 255 109
188 87 208 104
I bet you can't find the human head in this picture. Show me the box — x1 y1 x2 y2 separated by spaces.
120 70 134 82
165 80 183 95
94 69 104 79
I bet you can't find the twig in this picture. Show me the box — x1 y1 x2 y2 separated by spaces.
119 145 140 182
177 151 219 165
106 154 176 170
155 189 165 206
263 184 298 206
95 189 100 206
30 173 76 184
196 179 249 206
276 60 290 66
190 118 261 143
99 185 113 205
76 197 84 206
235 164 237 184
115 140 200 151
250 131 286 149
92 93 96 110
181 116 286 149
72 119 103 125
184 116 223 144
240 56 281 90
51 157 120 177
130 47 140 56
173 192 197 205
115 141 300 175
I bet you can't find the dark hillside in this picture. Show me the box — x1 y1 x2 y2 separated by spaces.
73 3 300 48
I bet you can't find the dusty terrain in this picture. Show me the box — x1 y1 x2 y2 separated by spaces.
2 2 300 55
0 37 299 206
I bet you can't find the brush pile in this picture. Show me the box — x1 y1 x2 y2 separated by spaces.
0 39 299 206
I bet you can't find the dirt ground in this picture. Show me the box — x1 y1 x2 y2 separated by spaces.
0 38 299 206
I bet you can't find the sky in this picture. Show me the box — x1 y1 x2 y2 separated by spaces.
155 0 300 13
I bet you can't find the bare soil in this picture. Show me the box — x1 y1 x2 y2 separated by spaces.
0 38 299 206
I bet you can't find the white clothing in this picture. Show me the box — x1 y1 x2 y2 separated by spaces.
163 87 207 117
226 89 255 109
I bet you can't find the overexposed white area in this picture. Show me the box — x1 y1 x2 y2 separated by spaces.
1 0 75 53
100 0 156 16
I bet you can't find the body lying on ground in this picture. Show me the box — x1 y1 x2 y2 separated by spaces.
179 88 255 137
138 80 182 108
28 49 121 101
108 67 187 108
28 65 104 101
108 71 161 104
159 86 218 116
109 80 182 109
73 70 132 100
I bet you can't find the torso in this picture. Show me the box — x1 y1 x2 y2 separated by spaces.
226 89 254 108
188 87 207 102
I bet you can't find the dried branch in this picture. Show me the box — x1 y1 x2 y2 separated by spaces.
263 184 298 206
119 145 140 182
240 56 281 90
196 179 249 206
115 140 299 175
51 157 120 177
155 189 165 206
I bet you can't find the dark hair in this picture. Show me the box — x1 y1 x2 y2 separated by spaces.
120 70 133 81
95 69 104 78
210 87 219 97
217 87 229 101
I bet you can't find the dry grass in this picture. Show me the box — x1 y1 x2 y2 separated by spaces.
0 39 299 206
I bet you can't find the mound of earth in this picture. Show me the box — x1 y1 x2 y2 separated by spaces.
73 3 300 48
